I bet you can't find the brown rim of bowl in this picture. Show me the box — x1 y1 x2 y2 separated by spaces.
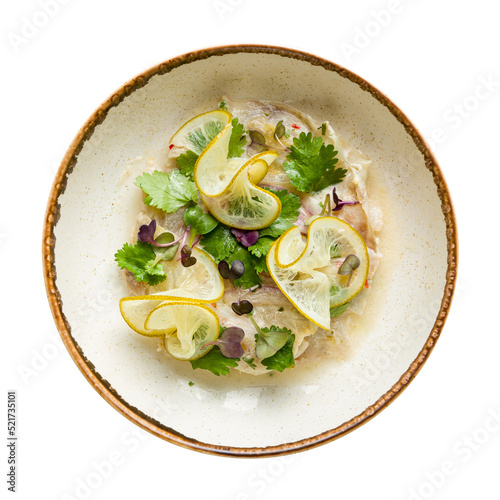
42 44 458 458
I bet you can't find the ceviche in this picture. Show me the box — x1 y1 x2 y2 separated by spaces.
115 97 382 375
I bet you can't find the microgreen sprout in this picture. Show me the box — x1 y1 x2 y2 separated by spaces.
218 260 245 280
320 193 332 216
181 245 197 267
231 299 254 316
338 254 360 286
332 187 359 211
248 129 290 154
274 120 285 139
138 219 189 248
201 326 244 358
305 193 332 226
231 228 259 247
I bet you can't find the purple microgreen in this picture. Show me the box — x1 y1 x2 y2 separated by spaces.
332 187 359 212
181 245 197 267
138 219 190 249
231 228 259 247
201 327 245 359
218 259 244 280
137 219 157 244
338 254 360 286
231 299 254 316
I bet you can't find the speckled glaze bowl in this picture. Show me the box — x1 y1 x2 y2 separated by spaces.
43 45 457 457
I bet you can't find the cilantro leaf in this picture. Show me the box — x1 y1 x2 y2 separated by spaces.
248 237 274 258
190 346 239 376
115 241 166 285
261 331 295 372
330 302 350 318
259 189 301 238
228 118 246 158
200 225 238 262
176 150 198 179
228 245 262 289
201 224 265 288
283 132 346 192
134 170 198 213
242 357 256 369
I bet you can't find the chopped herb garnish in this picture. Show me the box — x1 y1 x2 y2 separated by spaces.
318 122 327 135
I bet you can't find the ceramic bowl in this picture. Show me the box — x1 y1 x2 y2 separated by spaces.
43 45 457 457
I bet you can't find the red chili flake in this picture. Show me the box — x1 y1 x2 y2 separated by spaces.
291 123 300 129
169 144 174 150
365 280 370 289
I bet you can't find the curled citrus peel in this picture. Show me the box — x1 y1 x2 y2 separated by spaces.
267 216 369 330
171 110 281 230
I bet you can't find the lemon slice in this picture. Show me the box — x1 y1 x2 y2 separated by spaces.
170 109 281 230
169 109 231 155
145 302 219 360
119 247 223 336
267 217 369 329
200 152 282 229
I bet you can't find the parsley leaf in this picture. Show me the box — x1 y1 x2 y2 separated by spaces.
228 118 246 158
283 132 346 192
134 169 198 213
176 150 198 179
115 241 166 285
259 188 301 238
261 331 295 372
190 346 239 376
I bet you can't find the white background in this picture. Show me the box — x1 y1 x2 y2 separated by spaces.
2 0 499 499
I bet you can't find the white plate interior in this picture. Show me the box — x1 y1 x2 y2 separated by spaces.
53 52 448 448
